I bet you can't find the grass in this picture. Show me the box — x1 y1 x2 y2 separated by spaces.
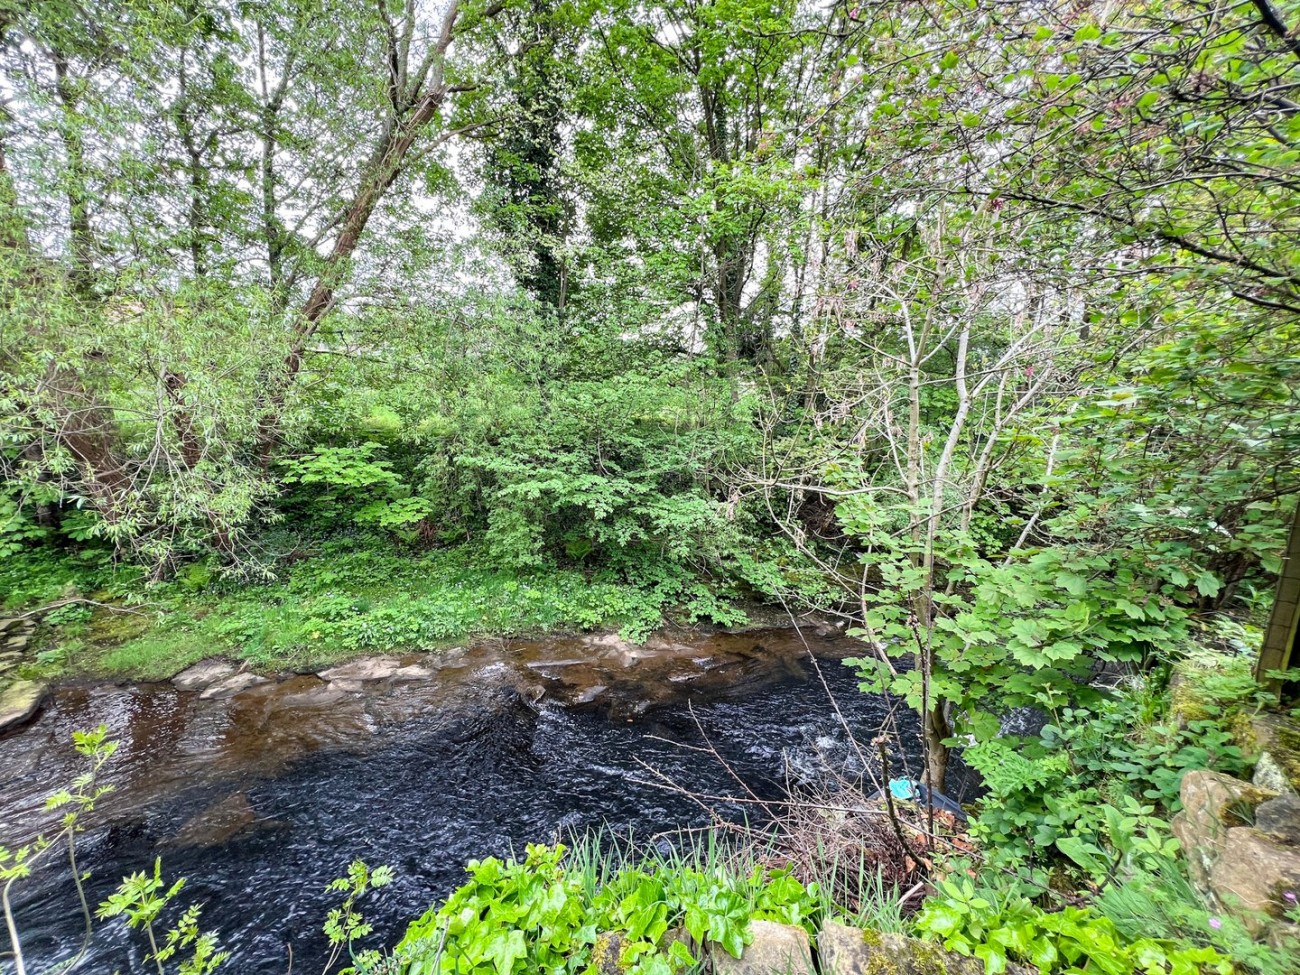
562 827 911 937
3 534 741 682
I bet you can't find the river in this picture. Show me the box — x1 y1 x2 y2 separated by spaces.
0 625 956 974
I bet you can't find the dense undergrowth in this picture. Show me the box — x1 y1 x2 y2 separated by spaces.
0 533 760 680
4 0 1300 972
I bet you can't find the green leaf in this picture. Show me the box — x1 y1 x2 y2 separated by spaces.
486 929 526 975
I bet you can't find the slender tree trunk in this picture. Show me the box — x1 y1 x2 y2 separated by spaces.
52 53 95 296
254 1 477 467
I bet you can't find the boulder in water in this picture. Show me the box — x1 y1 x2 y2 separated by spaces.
318 656 405 682
0 679 45 732
200 671 270 699
173 658 236 691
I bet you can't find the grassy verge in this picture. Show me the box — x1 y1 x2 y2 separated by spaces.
1 535 749 683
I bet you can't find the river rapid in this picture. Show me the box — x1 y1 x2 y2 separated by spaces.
0 625 955 974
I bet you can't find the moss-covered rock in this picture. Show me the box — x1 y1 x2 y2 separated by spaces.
1246 715 1300 795
591 932 626 975
711 920 814 975
816 921 1032 975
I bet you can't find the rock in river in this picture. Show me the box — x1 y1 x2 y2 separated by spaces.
173 658 237 691
0 679 46 732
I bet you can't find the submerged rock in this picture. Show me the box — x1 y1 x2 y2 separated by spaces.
164 791 259 848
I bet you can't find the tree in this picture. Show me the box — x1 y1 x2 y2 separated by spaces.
0 0 505 567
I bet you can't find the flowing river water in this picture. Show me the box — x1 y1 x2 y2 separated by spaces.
0 625 959 974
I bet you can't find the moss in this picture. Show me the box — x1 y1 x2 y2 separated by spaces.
909 940 952 975
1229 712 1258 753
1216 784 1277 827
1170 670 1212 723
855 932 957 975
1245 716 1300 792
1270 722 1300 790
83 608 153 646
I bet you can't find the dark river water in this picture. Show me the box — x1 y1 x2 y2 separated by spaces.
0 626 959 974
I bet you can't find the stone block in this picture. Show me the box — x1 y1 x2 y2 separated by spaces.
711 920 814 975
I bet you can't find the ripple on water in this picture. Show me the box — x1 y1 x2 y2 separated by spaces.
0 626 944 974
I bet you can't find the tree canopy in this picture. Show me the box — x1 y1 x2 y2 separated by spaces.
2 0 1298 781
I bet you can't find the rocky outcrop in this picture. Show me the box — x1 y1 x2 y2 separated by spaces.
1172 768 1300 936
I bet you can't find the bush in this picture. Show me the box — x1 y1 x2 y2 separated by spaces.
962 683 1248 874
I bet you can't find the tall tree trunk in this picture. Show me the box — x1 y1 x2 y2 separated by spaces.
52 53 95 296
254 0 486 467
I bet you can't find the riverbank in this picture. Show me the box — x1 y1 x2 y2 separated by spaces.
0 540 810 689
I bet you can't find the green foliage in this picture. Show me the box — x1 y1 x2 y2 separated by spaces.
280 445 436 541
962 686 1247 873
914 876 1231 975
847 538 1201 738
322 860 397 975
97 858 229 975
388 842 820 975
1096 862 1298 975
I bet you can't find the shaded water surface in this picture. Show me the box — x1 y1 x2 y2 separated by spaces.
0 626 948 974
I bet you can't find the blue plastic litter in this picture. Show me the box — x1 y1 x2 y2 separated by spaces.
878 777 967 821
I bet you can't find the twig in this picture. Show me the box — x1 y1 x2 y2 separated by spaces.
13 598 154 621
